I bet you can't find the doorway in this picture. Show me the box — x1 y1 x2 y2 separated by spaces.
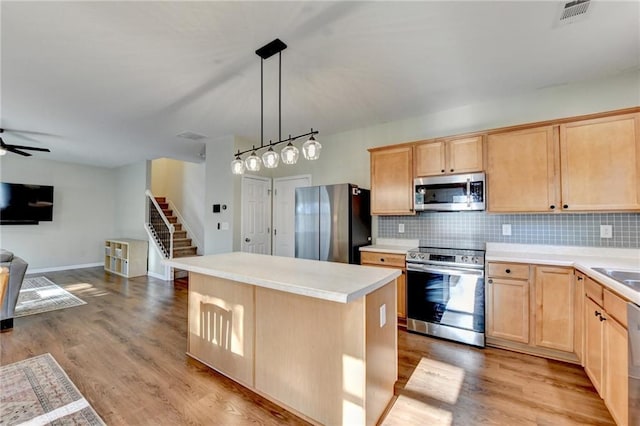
240 175 272 254
272 175 311 257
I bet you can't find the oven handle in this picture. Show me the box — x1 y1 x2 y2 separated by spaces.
407 264 484 277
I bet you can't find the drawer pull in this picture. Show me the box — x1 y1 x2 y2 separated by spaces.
505 269 511 274
599 315 607 322
488 279 493 284
380 258 385 262
594 310 601 317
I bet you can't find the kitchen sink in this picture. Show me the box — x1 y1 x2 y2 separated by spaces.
592 267 640 291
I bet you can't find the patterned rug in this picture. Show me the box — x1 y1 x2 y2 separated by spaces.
15 277 86 318
0 353 105 425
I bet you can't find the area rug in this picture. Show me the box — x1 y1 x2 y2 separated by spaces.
0 353 105 425
14 277 86 318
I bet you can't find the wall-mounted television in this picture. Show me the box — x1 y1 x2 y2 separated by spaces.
0 182 54 225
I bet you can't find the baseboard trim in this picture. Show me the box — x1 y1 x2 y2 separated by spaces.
27 262 104 274
147 270 170 281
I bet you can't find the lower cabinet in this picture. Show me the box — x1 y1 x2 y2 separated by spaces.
486 262 577 362
361 251 407 322
584 278 629 426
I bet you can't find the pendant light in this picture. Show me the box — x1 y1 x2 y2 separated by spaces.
281 135 299 165
262 142 279 168
230 39 320 174
302 130 322 160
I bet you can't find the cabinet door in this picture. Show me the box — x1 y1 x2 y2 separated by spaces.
486 277 529 343
415 140 446 177
560 113 640 211
486 126 559 212
370 146 415 215
534 267 574 353
584 297 604 396
604 315 628 426
397 269 406 320
446 135 484 174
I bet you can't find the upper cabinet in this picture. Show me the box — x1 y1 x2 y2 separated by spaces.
487 126 559 212
415 135 483 177
560 113 640 211
487 111 640 213
369 144 415 215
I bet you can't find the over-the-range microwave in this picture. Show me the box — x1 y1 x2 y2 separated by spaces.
414 172 485 211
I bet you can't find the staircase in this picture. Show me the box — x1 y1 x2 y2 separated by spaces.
151 196 198 258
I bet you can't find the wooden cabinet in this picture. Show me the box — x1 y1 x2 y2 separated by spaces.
487 126 558 212
488 111 640 213
487 262 578 363
486 262 530 344
369 145 415 215
534 266 574 353
361 251 407 321
415 135 483 177
574 271 586 364
104 238 148 278
560 112 640 211
584 279 629 426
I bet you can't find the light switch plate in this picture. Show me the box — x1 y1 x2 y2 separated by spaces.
600 224 613 238
379 304 386 327
502 224 512 236
221 222 230 231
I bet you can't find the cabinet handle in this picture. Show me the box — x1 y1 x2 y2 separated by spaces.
563 204 569 209
450 169 454 172
594 310 601 317
600 315 607 322
505 269 511 274
441 169 445 173
488 279 493 284
550 205 555 210
380 258 385 262
577 276 583 281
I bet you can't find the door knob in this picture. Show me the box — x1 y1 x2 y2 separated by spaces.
245 238 251 243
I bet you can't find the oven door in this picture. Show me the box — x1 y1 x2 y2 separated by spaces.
407 263 485 344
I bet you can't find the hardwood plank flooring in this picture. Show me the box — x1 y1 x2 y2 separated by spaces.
0 268 615 425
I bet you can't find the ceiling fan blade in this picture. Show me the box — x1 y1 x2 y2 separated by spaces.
5 144 50 152
7 147 32 157
0 127 56 137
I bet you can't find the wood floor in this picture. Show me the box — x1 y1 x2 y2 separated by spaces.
0 267 615 426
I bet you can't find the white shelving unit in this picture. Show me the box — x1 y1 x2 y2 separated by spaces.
104 238 148 278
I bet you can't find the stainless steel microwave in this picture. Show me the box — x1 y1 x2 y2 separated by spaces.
414 172 485 211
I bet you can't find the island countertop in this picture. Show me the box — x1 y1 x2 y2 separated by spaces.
164 252 401 303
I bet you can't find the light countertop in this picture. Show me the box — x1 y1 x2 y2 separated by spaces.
360 238 419 254
164 252 400 304
486 243 640 305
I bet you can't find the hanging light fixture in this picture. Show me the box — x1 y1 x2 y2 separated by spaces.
281 135 299 165
302 129 322 160
262 141 279 168
230 38 319 175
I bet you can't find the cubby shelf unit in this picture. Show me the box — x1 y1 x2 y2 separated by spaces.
104 238 148 278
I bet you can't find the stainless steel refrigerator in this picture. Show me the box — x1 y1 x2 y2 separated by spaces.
295 184 371 264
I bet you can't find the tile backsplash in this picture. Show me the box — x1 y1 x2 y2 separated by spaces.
378 212 640 249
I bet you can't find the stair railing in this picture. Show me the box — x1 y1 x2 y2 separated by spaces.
145 189 174 259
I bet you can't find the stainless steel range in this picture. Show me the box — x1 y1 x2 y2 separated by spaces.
405 246 485 347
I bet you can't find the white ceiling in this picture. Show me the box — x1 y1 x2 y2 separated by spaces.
1 1 638 168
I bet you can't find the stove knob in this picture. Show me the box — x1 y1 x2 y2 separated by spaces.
418 254 425 260
461 256 469 263
472 257 479 264
409 252 416 259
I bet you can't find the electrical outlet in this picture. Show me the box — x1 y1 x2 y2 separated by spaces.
502 224 512 236
398 223 405 233
379 304 386 327
600 225 613 239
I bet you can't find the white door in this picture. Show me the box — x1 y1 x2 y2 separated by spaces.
273 175 311 257
241 175 271 254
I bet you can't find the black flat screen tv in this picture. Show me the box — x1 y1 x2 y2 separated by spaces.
0 182 54 224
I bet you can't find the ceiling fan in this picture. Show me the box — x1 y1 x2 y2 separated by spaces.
0 128 51 157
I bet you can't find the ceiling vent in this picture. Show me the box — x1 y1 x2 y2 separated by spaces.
176 131 207 141
558 0 591 24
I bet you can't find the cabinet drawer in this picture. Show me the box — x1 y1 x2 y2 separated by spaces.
604 289 628 328
487 262 529 280
361 251 406 268
585 278 603 306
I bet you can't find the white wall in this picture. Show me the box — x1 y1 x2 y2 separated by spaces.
0 156 116 270
204 135 235 254
114 161 148 240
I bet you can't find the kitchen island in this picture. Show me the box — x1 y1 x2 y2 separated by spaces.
164 252 401 426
